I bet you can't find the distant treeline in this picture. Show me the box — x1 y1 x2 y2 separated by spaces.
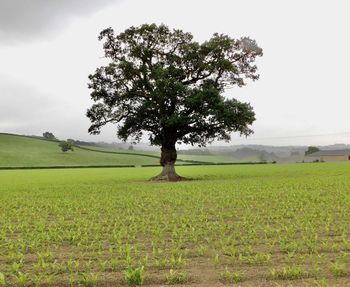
67 139 97 146
178 147 279 162
178 148 212 155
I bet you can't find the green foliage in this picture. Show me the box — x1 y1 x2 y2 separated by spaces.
79 272 98 287
124 266 144 286
0 272 5 286
270 266 308 280
87 23 262 150
42 132 56 140
14 272 29 287
313 279 330 287
165 269 188 284
58 141 74 152
330 261 347 277
305 146 320 156
221 268 243 283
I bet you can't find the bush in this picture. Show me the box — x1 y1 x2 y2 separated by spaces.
43 132 56 140
58 141 73 152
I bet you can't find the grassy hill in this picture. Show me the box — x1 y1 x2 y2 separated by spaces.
0 134 238 168
86 145 238 164
0 134 160 167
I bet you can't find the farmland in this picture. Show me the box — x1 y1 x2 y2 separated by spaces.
1 163 350 286
0 134 237 168
0 134 158 167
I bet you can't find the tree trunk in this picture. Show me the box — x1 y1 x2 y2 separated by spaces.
151 145 184 181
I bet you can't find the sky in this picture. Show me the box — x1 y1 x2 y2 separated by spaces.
1 0 350 147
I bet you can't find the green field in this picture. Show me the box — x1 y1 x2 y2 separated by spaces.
59 144 239 164
0 134 160 167
1 163 350 286
0 134 237 168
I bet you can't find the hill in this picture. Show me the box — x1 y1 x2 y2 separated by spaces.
0 134 239 168
86 145 239 164
0 134 160 167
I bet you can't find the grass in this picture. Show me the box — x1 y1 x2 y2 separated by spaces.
0 134 238 167
1 163 350 286
0 134 160 167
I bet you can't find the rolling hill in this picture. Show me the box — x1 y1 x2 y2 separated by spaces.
0 134 238 168
0 134 159 167
85 145 239 164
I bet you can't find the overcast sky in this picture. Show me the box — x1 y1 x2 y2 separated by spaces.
1 0 350 146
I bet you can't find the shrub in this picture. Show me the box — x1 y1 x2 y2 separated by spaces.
58 141 74 152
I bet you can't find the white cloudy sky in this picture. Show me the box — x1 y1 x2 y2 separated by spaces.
0 0 350 146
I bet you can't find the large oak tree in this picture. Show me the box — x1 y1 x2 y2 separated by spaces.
87 24 263 181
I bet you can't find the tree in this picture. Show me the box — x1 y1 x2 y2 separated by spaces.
87 24 263 181
43 131 56 140
58 141 74 152
305 146 320 156
128 145 134 151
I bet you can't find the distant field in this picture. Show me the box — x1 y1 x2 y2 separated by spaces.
0 134 237 168
1 163 350 286
77 145 239 164
178 153 238 163
0 134 161 167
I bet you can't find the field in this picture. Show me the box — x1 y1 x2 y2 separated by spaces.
0 134 237 168
0 134 158 167
87 146 239 164
1 163 350 286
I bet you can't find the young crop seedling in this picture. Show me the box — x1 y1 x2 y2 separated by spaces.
269 266 308 280
330 261 347 277
14 272 29 287
79 272 98 287
213 253 220 267
165 269 188 284
125 266 144 287
221 267 244 284
0 273 5 286
32 274 45 287
110 257 118 271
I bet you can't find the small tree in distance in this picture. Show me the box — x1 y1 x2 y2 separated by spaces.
87 23 263 181
305 146 320 156
43 132 56 140
59 141 74 152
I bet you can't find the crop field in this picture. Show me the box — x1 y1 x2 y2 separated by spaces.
1 163 350 286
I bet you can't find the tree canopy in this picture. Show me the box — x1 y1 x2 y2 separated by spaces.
305 146 320 156
87 23 263 180
43 131 56 140
58 141 73 152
